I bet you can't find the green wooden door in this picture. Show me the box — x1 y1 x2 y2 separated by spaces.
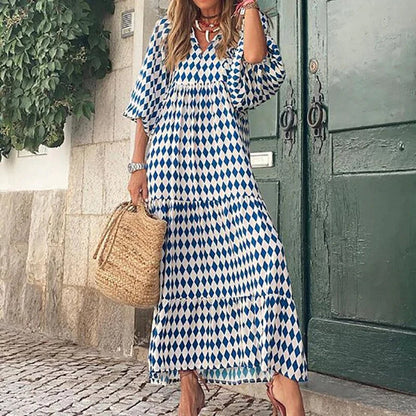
305 0 416 394
250 0 308 332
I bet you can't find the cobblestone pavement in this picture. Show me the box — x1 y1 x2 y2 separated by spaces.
0 324 273 416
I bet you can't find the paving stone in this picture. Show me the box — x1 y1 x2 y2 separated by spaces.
0 323 275 415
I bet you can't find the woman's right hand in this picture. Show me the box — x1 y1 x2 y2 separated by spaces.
127 169 148 206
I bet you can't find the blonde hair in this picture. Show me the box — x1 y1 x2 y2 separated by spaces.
163 0 243 73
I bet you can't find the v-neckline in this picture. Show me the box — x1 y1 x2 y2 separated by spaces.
191 27 222 57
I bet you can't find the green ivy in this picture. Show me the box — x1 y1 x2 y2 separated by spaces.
0 0 114 161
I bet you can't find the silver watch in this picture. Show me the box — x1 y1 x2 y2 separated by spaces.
128 162 148 173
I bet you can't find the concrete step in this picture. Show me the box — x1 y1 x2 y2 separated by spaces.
224 371 416 416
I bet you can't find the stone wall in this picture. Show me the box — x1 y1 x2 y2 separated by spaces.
0 191 66 335
0 0 170 357
61 0 136 354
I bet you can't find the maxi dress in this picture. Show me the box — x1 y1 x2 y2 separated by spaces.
122 10 309 386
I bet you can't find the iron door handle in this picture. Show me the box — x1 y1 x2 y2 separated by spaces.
307 74 327 154
279 79 297 156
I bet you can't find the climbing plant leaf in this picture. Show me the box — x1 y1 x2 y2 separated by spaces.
0 0 114 161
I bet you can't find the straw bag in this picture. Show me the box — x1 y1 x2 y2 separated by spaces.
92 197 167 308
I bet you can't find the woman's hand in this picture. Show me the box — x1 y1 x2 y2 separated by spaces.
127 169 148 206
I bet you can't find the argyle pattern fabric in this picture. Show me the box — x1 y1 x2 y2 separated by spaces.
122 10 308 386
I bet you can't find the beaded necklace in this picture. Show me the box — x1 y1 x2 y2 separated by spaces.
193 11 221 42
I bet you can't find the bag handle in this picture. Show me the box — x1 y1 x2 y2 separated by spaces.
92 196 151 266
93 200 132 266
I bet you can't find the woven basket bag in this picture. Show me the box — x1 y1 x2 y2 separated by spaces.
92 197 167 308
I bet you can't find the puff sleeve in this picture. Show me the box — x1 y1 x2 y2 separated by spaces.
122 17 170 138
225 9 286 113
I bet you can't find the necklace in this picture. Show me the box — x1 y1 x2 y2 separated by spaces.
194 19 221 42
201 12 220 18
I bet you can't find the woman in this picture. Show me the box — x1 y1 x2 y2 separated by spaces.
123 0 308 414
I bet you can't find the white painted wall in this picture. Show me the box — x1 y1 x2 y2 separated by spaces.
0 117 72 191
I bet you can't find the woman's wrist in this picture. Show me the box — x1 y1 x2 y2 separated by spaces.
233 0 259 18
127 161 148 174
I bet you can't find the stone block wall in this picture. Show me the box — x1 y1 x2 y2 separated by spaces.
0 0 169 357
0 190 66 335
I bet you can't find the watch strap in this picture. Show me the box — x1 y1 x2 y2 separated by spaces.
128 162 148 172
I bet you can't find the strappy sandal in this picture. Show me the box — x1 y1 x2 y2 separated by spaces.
179 369 210 415
266 373 287 416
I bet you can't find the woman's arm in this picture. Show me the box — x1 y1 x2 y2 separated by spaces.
131 118 149 164
123 17 171 205
127 119 149 205
224 8 286 112
242 7 268 64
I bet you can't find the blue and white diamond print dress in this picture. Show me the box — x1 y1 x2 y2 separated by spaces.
123 10 308 386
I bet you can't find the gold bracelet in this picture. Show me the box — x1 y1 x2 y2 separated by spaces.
244 2 259 11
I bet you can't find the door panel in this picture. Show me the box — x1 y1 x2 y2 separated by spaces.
332 125 416 174
308 318 416 392
327 0 416 130
307 0 416 394
331 173 416 328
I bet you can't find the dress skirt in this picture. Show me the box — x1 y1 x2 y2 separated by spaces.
122 10 309 385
